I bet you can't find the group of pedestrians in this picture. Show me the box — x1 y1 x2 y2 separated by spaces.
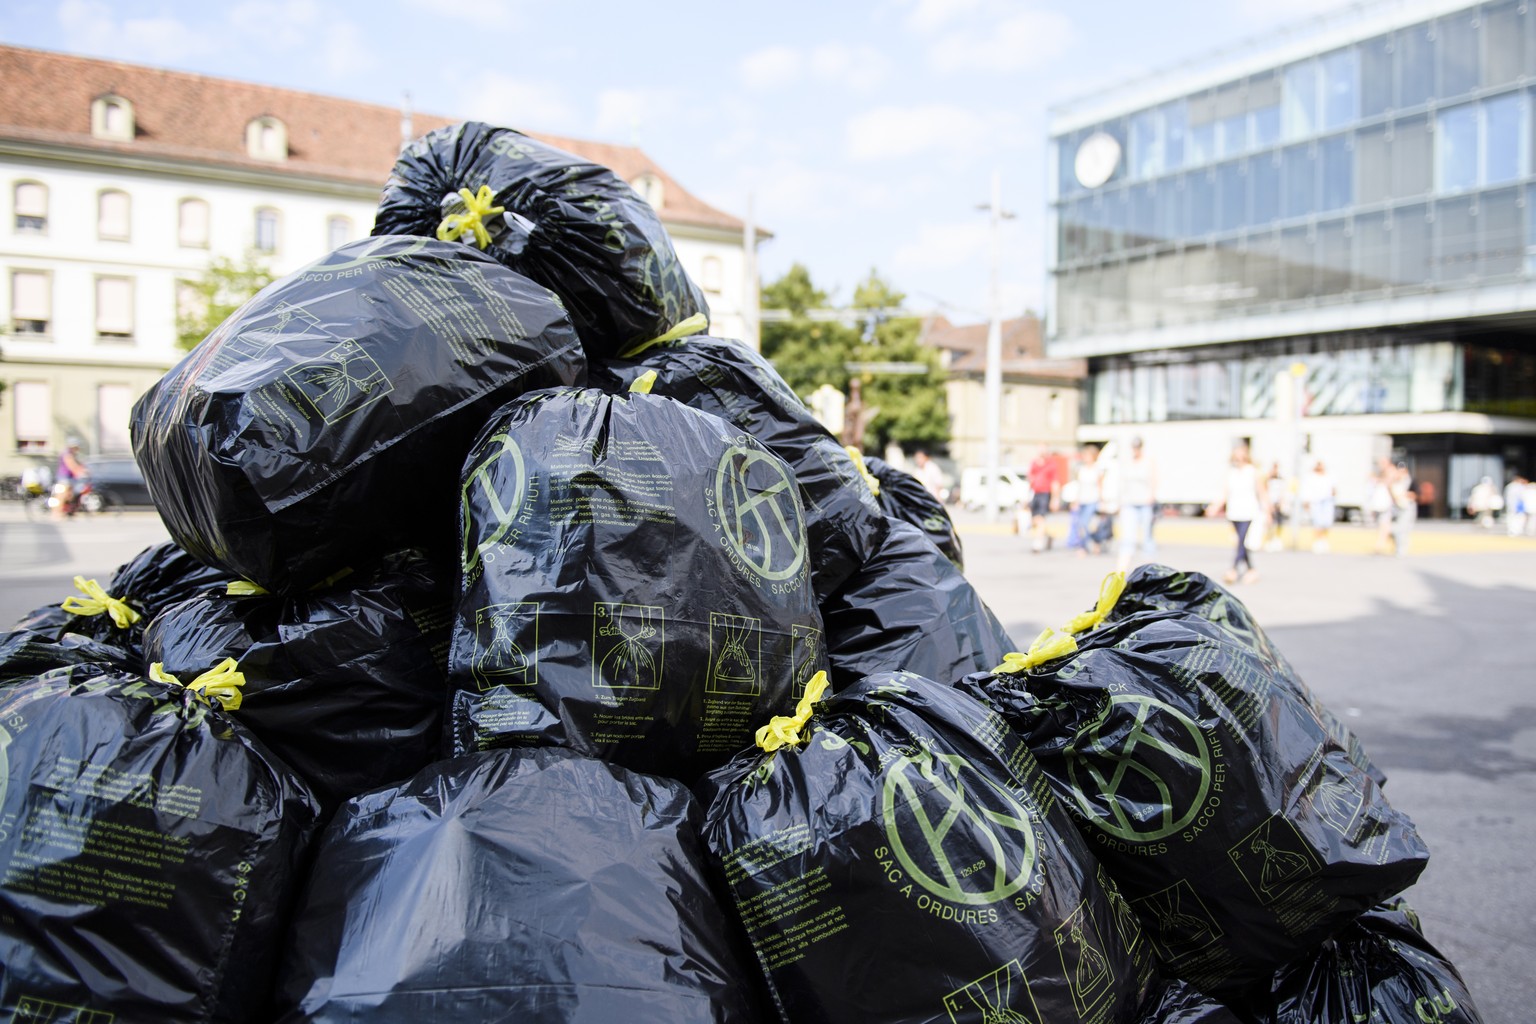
1466 474 1536 535
1019 439 1160 572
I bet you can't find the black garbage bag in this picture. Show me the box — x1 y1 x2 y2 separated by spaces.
448 385 827 782
0 628 132 685
864 454 964 569
589 336 890 601
697 671 1155 1024
1135 979 1247 1023
0 664 320 1023
141 549 453 812
274 746 763 1023
132 235 586 592
374 121 708 356
1103 564 1386 788
821 520 1012 689
11 540 237 654
960 575 1429 994
1241 899 1483 1024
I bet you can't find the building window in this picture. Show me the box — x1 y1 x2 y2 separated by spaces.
327 215 352 249
12 381 50 453
701 255 723 293
246 116 288 161
97 384 133 453
632 173 664 209
95 276 134 340
97 189 131 241
178 198 210 248
255 207 280 253
91 94 135 141
14 181 47 234
11 270 50 335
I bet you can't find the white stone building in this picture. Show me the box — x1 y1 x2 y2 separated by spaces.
0 45 758 478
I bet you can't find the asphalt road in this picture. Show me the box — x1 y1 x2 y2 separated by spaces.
0 503 1532 1021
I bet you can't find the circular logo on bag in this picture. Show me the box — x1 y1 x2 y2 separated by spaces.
1065 694 1212 842
714 446 806 582
882 750 1039 905
461 430 527 577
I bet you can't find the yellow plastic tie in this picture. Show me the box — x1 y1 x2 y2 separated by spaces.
149 658 246 711
992 628 1079 675
846 446 881 497
226 580 269 596
629 370 658 395
756 671 830 752
60 576 140 630
1063 571 1128 635
619 311 710 357
436 185 505 249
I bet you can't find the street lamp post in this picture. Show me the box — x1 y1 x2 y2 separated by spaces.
978 171 1015 523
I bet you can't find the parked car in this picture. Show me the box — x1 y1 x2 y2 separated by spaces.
959 467 1031 511
81 455 154 511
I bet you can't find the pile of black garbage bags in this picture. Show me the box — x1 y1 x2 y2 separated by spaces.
0 122 1480 1024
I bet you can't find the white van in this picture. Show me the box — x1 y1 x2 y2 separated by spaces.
960 467 1031 511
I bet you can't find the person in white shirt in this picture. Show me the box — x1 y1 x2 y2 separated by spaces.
1209 444 1265 584
1300 460 1337 552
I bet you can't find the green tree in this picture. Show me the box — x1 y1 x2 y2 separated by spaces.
760 264 949 451
759 262 859 397
176 251 275 350
847 270 950 452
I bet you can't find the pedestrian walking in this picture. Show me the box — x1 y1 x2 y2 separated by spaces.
1508 475 1531 537
1370 458 1396 555
1301 460 1336 552
1066 444 1107 556
1114 437 1158 572
1263 461 1288 551
1026 444 1061 554
1209 444 1264 584
1466 477 1501 529
1390 462 1418 557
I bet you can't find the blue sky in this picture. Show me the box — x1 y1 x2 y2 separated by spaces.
0 0 1352 323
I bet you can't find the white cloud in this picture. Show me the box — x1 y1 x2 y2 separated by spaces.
398 0 524 28
593 88 681 144
739 43 890 93
892 220 993 275
1235 0 1356 23
808 44 891 92
738 45 802 91
929 9 1074 74
227 0 320 50
904 0 985 32
319 19 376 78
456 71 574 131
844 103 991 161
56 0 214 64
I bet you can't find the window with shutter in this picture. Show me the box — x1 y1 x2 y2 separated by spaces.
11 270 50 334
14 182 47 234
96 277 134 339
97 384 133 453
179 198 210 247
13 381 51 452
98 190 131 241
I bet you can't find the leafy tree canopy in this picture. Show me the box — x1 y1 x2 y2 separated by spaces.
176 251 275 351
760 264 948 451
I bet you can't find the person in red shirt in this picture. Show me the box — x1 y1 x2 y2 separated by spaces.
1026 444 1060 553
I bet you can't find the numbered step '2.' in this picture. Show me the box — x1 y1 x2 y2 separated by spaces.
447 384 828 783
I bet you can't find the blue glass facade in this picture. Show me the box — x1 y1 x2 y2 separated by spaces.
1051 1 1536 341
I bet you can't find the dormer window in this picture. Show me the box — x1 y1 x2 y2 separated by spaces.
91 94 134 142
246 116 288 161
631 172 664 209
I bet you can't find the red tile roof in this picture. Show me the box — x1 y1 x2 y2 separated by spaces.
0 44 745 233
920 314 1086 381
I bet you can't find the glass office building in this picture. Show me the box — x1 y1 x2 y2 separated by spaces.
1048 0 1536 513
